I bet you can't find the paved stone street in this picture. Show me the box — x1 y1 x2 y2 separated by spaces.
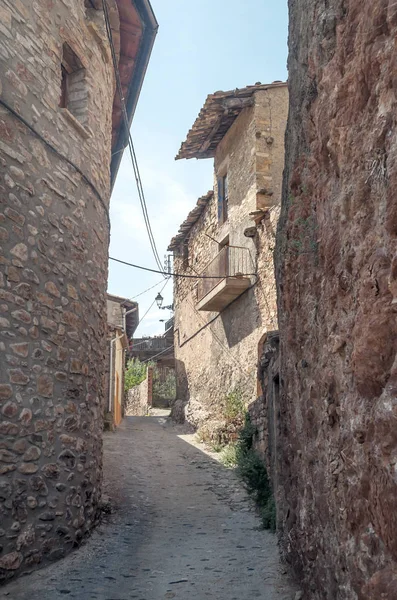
0 415 297 600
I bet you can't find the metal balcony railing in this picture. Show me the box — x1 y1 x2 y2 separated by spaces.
130 337 169 353
165 316 174 332
197 245 252 303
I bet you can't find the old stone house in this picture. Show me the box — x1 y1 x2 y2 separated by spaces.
168 83 288 438
0 0 157 581
106 294 138 429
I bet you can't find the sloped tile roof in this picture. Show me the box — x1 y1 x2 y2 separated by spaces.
175 81 287 160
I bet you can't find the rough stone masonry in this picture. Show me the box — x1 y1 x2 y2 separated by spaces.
276 1 397 598
0 0 115 582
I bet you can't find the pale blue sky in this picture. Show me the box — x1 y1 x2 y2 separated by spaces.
108 0 288 336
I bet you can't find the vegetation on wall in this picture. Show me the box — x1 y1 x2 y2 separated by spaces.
197 387 246 448
197 387 276 531
124 359 147 391
152 368 176 401
231 414 276 531
125 359 176 401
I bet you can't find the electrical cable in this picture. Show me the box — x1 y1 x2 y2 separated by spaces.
136 277 170 327
109 256 257 279
126 134 164 274
130 279 166 300
142 345 174 363
102 0 162 272
0 97 110 232
101 0 164 274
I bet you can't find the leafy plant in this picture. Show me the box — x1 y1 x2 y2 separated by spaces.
196 387 246 450
224 387 245 421
238 412 256 451
261 497 276 530
124 359 147 392
221 413 276 532
219 443 238 467
153 368 176 400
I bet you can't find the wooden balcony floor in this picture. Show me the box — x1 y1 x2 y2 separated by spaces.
196 276 251 311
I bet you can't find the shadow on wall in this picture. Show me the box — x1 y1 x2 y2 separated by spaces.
171 359 190 423
175 359 190 402
221 288 261 348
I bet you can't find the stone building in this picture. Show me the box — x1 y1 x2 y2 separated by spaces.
275 1 397 598
168 83 288 436
0 0 157 581
106 294 138 429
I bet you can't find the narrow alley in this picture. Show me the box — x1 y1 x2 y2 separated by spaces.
0 415 296 600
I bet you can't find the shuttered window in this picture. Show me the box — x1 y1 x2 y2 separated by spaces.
217 174 229 224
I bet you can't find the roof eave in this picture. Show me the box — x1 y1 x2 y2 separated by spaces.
176 81 287 161
110 0 158 189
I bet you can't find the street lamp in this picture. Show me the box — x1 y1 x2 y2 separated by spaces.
155 292 163 308
155 293 173 311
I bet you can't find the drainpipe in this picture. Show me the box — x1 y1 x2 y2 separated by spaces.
108 305 138 413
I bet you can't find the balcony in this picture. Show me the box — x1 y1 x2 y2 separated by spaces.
129 337 172 362
196 246 253 311
165 316 174 332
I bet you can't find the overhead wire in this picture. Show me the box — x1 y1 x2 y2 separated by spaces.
136 277 170 328
101 0 164 274
109 256 257 279
142 345 174 363
130 278 166 300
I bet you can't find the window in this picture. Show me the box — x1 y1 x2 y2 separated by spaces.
217 174 229 224
59 43 88 126
60 65 68 109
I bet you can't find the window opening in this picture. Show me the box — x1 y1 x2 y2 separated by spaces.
217 173 229 224
60 65 68 109
59 43 88 126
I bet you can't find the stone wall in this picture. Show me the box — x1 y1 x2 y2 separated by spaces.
173 88 288 433
249 331 281 522
276 1 397 598
126 368 153 416
0 0 114 582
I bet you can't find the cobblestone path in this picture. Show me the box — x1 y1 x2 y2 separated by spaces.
0 415 297 599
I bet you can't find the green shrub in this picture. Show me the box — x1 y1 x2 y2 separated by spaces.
261 497 276 531
230 413 276 532
124 359 147 392
224 387 245 421
220 443 238 467
238 412 256 451
153 369 176 400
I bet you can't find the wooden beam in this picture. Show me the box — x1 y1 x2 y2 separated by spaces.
197 98 254 156
198 113 225 154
